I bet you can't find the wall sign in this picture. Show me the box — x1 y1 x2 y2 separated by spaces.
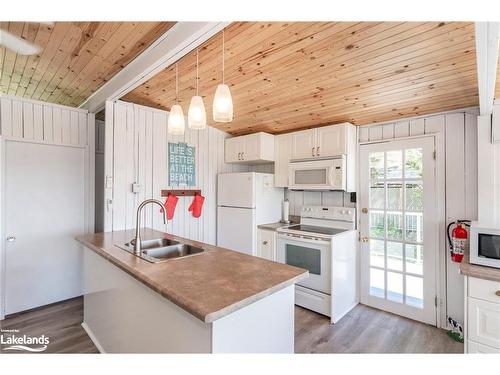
168 142 196 187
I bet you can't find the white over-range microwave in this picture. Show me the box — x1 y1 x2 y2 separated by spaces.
288 156 346 191
470 223 500 269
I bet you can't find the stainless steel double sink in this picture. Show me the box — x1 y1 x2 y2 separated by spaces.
117 238 205 263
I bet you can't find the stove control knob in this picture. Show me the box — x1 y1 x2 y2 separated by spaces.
341 209 347 214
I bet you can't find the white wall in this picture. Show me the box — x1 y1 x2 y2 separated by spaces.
107 100 249 245
358 109 479 328
95 119 105 233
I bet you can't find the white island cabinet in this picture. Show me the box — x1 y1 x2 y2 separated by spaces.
77 229 307 353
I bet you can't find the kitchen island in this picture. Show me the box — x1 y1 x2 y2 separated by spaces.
76 228 308 353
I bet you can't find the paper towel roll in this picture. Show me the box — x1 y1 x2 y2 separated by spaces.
282 200 290 223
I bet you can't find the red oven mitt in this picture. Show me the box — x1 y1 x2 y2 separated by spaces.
188 193 205 218
161 193 179 220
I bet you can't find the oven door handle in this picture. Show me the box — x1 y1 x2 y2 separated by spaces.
277 233 331 246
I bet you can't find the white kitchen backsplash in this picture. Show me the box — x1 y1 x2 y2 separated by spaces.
285 189 355 216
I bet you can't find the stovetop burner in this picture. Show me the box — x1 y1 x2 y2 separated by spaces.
284 224 348 236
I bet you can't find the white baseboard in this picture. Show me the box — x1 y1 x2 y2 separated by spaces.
81 322 106 354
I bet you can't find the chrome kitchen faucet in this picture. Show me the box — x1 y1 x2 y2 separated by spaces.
133 199 167 255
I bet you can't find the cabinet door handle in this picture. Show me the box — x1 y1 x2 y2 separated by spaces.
262 241 268 245
316 147 320 156
242 152 244 160
312 147 315 157
237 152 241 160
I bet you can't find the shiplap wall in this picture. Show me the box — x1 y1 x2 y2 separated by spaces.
0 95 88 146
358 109 479 328
109 101 249 245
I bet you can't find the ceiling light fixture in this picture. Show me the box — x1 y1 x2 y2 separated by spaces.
213 29 233 123
188 48 207 130
168 63 185 135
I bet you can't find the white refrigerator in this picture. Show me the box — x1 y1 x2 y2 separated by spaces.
217 172 283 256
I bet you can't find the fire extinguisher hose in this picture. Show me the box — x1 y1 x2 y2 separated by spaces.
446 220 472 251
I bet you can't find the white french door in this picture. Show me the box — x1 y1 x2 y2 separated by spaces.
359 137 437 325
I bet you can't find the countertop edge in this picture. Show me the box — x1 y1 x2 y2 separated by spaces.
204 272 308 323
76 235 308 323
459 263 500 283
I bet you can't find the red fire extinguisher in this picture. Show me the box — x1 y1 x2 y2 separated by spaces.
447 220 471 263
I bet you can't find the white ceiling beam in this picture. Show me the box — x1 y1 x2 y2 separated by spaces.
475 22 500 116
79 22 229 113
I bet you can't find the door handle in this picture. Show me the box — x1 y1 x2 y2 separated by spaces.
262 241 268 245
6 236 16 242
361 208 368 214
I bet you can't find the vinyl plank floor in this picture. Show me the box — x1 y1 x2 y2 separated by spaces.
295 304 464 353
0 297 98 354
1 297 463 354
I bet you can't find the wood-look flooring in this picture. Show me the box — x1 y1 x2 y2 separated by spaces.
295 305 463 353
0 297 98 354
0 297 463 354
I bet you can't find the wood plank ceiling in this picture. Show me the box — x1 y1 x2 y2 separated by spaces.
0 21 175 107
122 22 478 136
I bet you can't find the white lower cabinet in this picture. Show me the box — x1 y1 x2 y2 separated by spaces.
257 229 276 261
465 276 500 353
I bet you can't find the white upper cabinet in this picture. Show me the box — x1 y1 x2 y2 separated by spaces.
316 124 347 157
292 129 316 159
224 132 275 164
291 123 355 160
274 134 293 187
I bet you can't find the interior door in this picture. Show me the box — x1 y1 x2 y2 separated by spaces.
359 137 437 325
3 140 85 315
316 124 346 158
292 129 316 160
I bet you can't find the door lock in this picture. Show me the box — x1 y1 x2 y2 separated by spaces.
6 236 16 242
361 208 368 214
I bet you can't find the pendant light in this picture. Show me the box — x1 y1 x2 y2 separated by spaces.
168 63 185 135
188 49 207 129
213 29 233 122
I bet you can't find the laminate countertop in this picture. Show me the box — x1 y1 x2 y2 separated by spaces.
459 259 500 283
76 229 308 323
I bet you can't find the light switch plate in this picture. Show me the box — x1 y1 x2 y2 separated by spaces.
132 183 142 194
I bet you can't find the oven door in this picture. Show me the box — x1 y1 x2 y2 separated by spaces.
277 234 331 294
288 158 345 190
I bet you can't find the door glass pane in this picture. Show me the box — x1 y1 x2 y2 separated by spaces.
286 244 321 275
405 148 423 178
386 151 402 179
405 244 423 275
405 213 423 242
369 152 384 180
387 241 403 271
370 239 385 268
387 212 403 241
387 182 403 210
405 182 423 211
406 275 424 308
370 210 385 238
370 181 385 209
387 272 403 303
294 169 327 185
370 268 385 298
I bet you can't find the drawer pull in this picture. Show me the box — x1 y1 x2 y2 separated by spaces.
495 290 500 297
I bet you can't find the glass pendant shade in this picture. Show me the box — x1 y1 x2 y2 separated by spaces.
188 95 207 129
168 104 185 135
213 83 233 123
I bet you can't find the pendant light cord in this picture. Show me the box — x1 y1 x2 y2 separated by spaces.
175 63 179 104
222 29 225 84
196 49 199 96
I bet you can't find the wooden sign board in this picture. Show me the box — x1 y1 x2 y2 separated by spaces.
168 142 196 187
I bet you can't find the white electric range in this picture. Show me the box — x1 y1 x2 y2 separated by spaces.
276 205 358 323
